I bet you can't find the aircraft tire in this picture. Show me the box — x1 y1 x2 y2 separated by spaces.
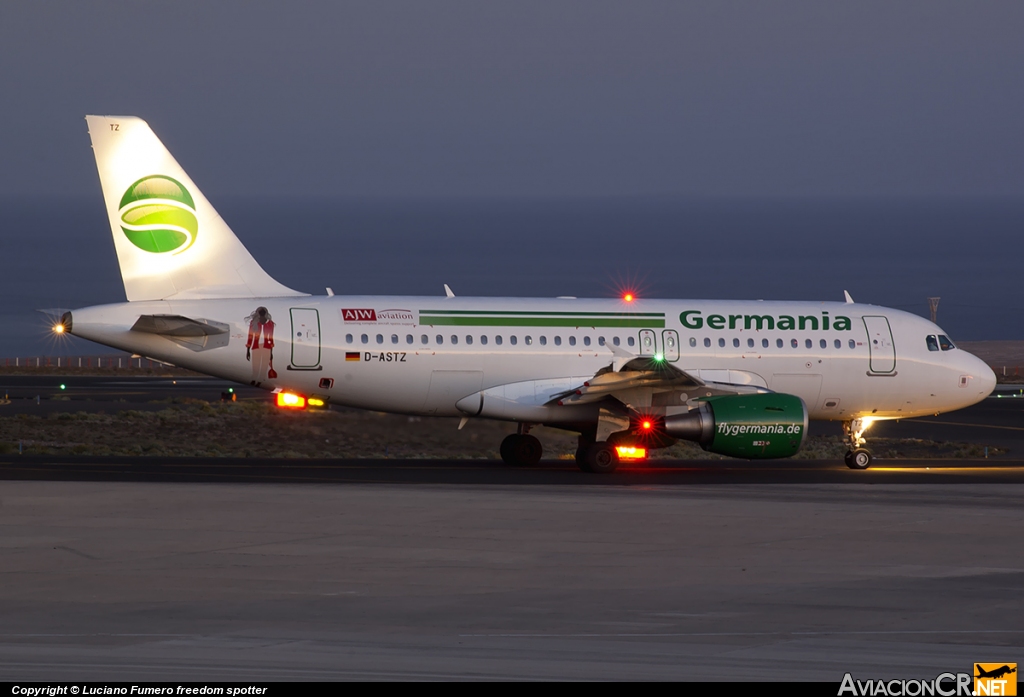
500 434 521 465
516 434 543 466
585 442 620 474
845 448 872 470
500 433 542 467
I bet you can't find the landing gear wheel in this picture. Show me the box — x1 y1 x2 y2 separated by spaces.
584 442 620 474
845 448 873 470
500 434 542 467
500 434 520 465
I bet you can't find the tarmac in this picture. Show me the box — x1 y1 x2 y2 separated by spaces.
1 375 1023 680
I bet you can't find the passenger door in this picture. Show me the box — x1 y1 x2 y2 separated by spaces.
862 315 896 374
289 308 322 370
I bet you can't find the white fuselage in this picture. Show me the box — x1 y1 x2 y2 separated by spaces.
69 295 995 424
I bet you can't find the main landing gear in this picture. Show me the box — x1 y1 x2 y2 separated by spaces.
500 429 543 467
573 432 622 474
843 418 873 470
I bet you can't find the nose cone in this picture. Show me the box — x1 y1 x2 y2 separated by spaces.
961 350 997 405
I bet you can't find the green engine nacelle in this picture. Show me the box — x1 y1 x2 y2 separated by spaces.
663 393 808 459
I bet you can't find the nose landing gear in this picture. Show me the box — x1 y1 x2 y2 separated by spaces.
843 418 874 469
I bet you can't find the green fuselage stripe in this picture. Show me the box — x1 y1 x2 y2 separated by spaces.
419 310 664 317
420 316 665 328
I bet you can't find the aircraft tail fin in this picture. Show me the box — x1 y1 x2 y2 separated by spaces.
85 115 305 302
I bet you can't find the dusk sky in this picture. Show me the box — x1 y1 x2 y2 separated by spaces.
2 1 1022 198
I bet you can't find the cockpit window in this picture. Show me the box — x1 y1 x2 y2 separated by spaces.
926 335 939 352
938 334 955 351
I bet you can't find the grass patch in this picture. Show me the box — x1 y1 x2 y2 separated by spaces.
0 402 1008 460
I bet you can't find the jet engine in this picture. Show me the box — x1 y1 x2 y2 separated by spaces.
663 393 807 459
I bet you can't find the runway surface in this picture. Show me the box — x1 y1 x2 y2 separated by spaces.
2 375 1023 680
3 455 1024 485
1 478 1022 681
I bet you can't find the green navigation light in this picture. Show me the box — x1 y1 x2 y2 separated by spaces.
654 353 664 362
59 384 66 390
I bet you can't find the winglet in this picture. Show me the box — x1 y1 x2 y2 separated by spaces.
444 284 455 298
606 342 638 372
843 290 855 304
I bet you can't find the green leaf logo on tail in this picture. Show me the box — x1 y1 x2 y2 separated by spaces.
118 175 198 254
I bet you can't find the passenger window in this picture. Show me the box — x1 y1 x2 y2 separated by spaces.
451 335 458 345
747 338 754 348
598 337 606 346
614 337 621 346
420 334 428 344
510 336 518 345
848 339 856 349
584 337 591 346
791 338 798 348
466 335 473 345
805 339 812 349
525 335 533 345
391 334 399 344
361 334 369 344
704 338 711 348
539 336 547 345
732 338 740 348
495 335 503 345
345 333 353 344
481 335 488 345
690 337 697 348
627 337 635 347
406 334 413 345
819 339 826 349
834 339 841 349
376 334 384 345
569 336 577 346
555 336 562 346
718 338 725 348
938 335 955 351
777 338 783 348
436 335 443 344
762 338 769 348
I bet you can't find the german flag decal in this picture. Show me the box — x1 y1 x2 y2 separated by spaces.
345 352 361 362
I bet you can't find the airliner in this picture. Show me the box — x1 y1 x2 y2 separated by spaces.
58 116 996 472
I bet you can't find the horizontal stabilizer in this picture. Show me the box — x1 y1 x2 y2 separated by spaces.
131 314 229 337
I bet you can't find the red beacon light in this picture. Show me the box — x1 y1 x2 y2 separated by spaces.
623 292 635 303
641 420 652 431
276 392 307 409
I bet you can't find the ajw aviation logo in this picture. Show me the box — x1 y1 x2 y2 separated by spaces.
118 175 198 254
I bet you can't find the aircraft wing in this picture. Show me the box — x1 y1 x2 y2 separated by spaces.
548 357 701 405
548 351 769 411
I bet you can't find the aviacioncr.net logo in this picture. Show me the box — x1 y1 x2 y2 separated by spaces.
118 175 198 254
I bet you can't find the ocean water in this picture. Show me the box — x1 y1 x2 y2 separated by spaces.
1 195 1021 358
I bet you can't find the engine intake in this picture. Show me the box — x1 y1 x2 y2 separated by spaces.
664 393 807 459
